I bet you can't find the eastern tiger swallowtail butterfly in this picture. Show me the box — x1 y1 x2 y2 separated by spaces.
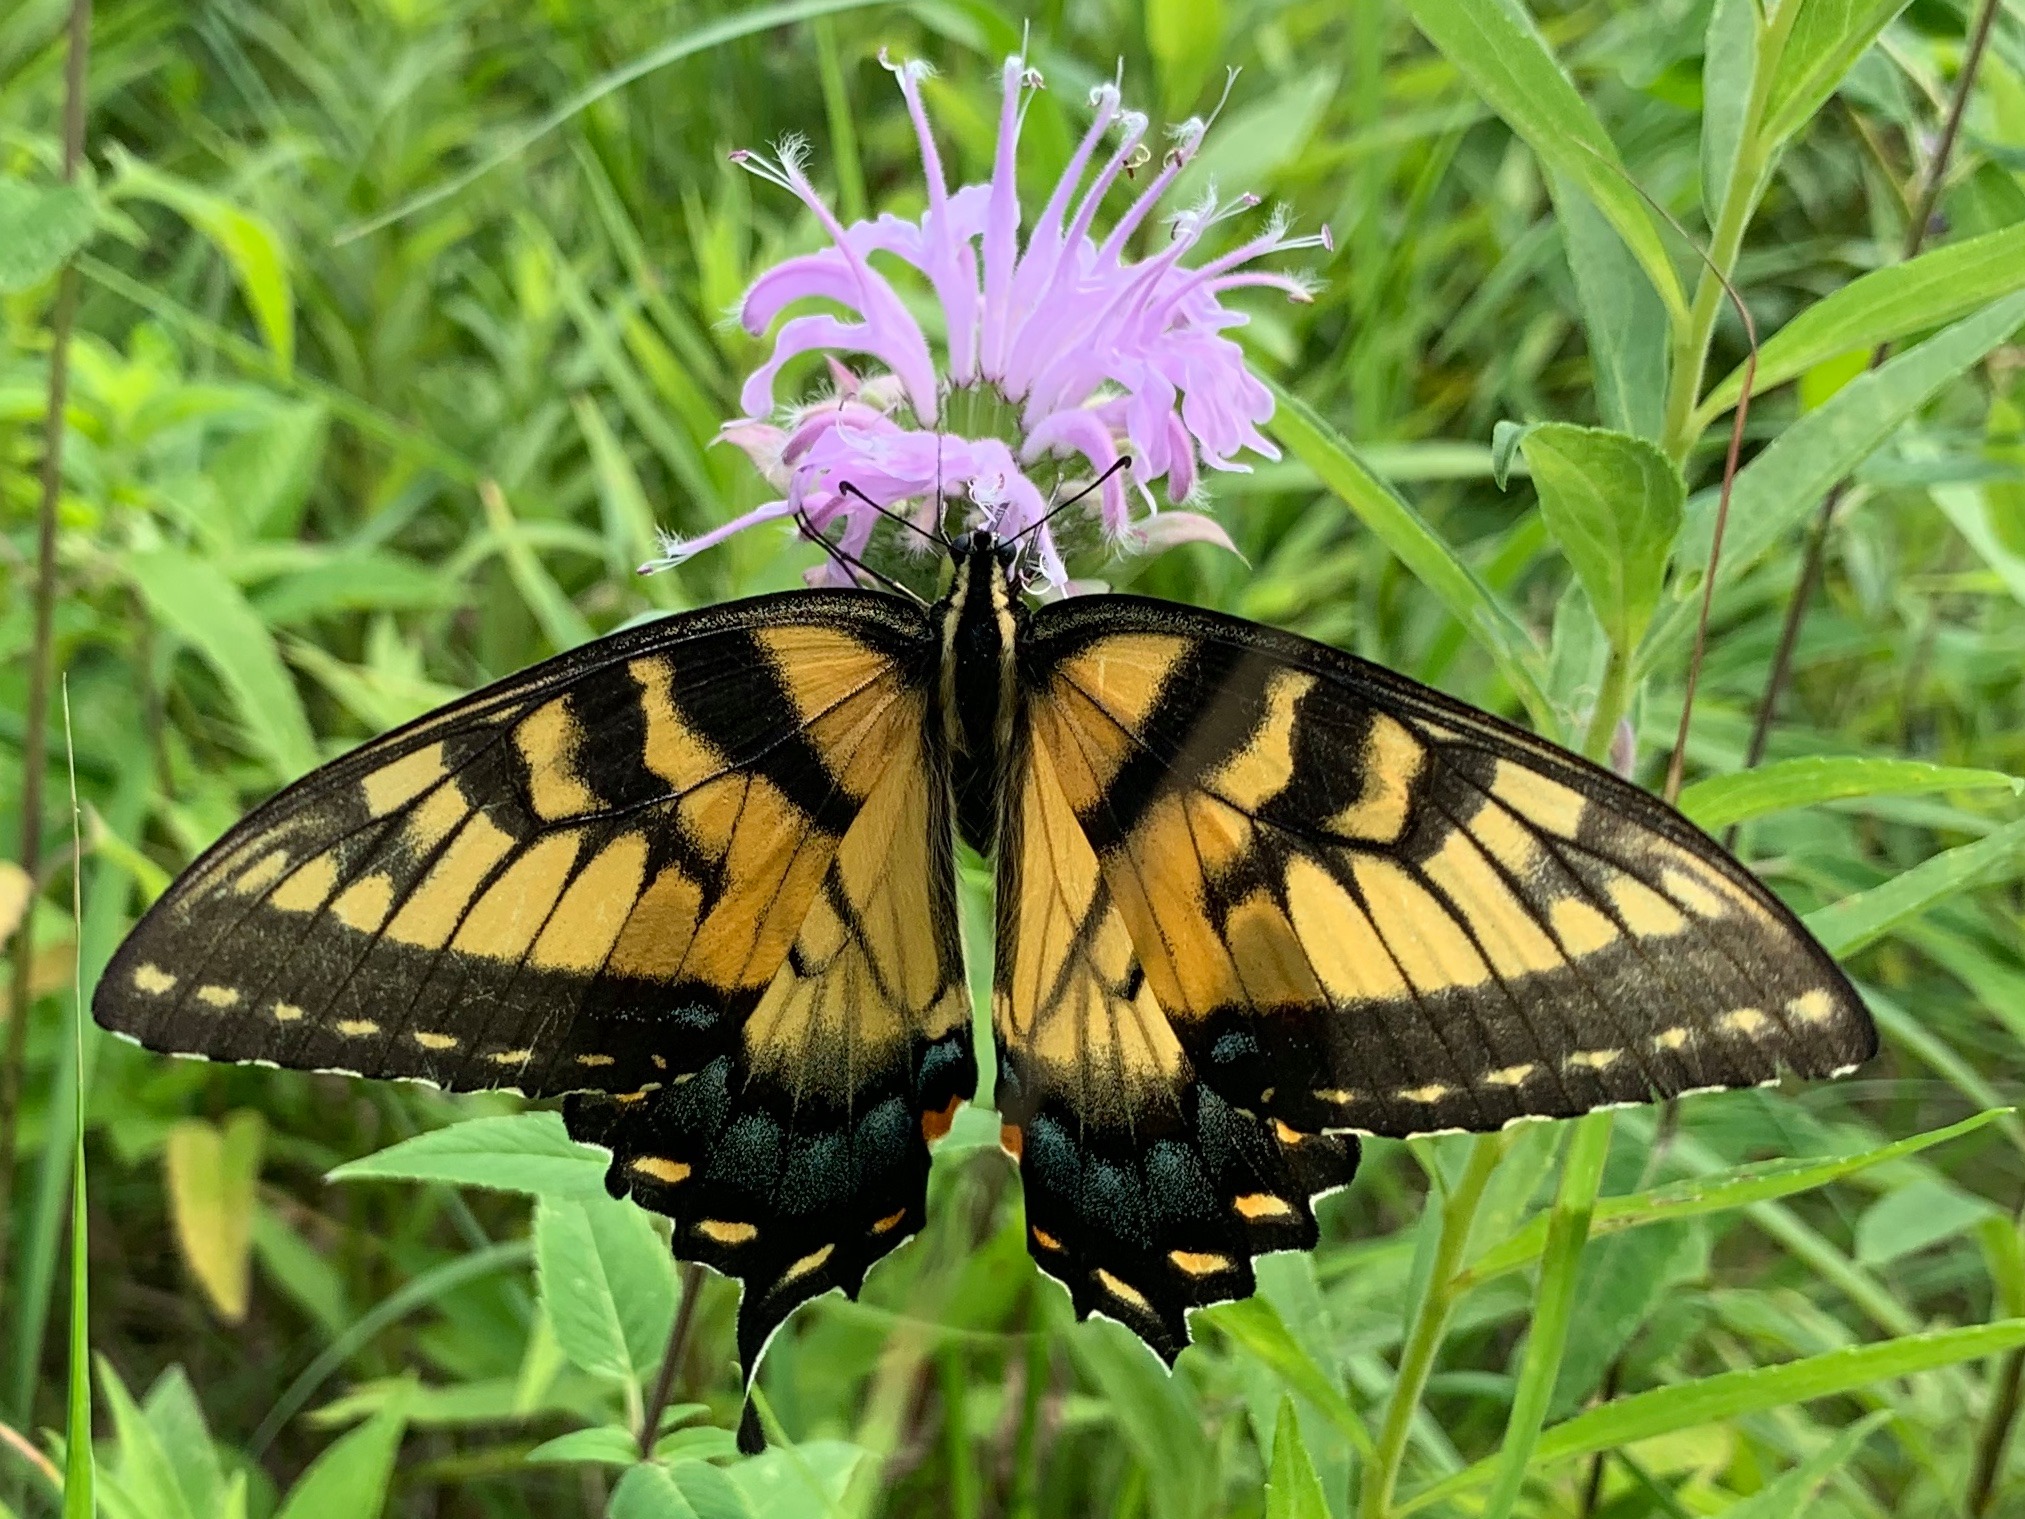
95 527 1874 1449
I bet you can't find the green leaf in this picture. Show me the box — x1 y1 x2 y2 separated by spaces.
1171 70 1336 207
525 1426 640 1466
1400 1319 2025 1512
96 1358 197 1519
251 1205 352 1342
164 1111 264 1322
1519 424 1684 654
1716 1412 1890 1518
1205 1296 1373 1456
252 551 462 627
1264 379 1549 720
1934 482 2025 607
1678 756 2025 829
0 178 95 292
1559 185 1669 441
609 1464 702 1519
109 149 295 374
1401 0 1685 323
328 1112 608 1198
1700 225 2025 423
274 1381 412 1519
1700 0 1758 227
535 1194 677 1386
210 401 328 540
1805 817 2025 957
729 1440 865 1519
1265 1397 1330 1519
1760 0 1914 149
1854 1178 1998 1265
127 547 319 782
1649 290 2025 665
140 1368 231 1519
1463 1109 2007 1283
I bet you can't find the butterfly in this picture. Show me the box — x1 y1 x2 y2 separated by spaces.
95 525 1874 1450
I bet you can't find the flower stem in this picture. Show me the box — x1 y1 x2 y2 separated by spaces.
1358 1133 1508 1519
1475 1110 1615 1519
1579 646 1632 764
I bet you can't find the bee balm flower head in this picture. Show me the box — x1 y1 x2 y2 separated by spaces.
653 54 1328 592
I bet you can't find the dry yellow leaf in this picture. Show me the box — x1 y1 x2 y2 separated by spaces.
165 1110 266 1323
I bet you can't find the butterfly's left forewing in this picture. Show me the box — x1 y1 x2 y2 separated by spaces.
97 595 975 1434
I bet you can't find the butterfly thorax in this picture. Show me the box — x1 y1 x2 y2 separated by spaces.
936 529 1025 851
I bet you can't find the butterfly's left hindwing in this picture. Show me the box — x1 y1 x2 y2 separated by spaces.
995 596 1874 1354
96 594 976 1441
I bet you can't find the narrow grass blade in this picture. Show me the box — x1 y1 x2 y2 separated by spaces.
337 0 891 243
1462 1108 2007 1284
62 684 93 1518
1264 379 1550 721
1400 1319 2025 1512
1805 816 2025 957
1679 756 2024 829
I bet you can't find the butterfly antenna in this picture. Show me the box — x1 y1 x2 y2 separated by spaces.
794 510 926 605
1006 456 1133 549
837 480 951 552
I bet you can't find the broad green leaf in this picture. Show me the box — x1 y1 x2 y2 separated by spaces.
1855 1178 1998 1265
1700 225 2025 423
1401 0 1685 322
1649 290 2025 665
1204 1296 1373 1455
1400 1319 2025 1512
127 547 319 782
109 149 294 374
251 1205 351 1343
1559 184 1669 441
1265 1397 1330 1519
535 1193 676 1386
525 1426 640 1466
1806 817 2025 957
1265 380 1550 721
1678 756 2024 829
139 1369 228 1517
0 178 95 291
730 1440 865 1519
1760 0 1914 150
210 401 328 540
1700 0 1758 227
1520 424 1684 655
609 1464 702 1519
163 1112 264 1323
1073 1321 1213 1519
95 1358 197 1519
1935 483 2025 607
1548 1221 1707 1419
1717 1412 1889 1517
1463 1108 2006 1283
1147 0 1226 116
328 1112 608 1197
274 1381 411 1519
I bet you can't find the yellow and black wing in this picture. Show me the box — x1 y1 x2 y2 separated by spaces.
993 596 1873 1356
95 593 975 1434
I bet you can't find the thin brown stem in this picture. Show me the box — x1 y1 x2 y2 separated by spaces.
638 1262 707 1450
0 0 92 1327
1736 0 2001 802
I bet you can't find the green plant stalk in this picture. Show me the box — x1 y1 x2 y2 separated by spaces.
1475 1111 1614 1519
1658 0 1806 464
1579 646 1633 762
61 685 92 1518
1358 1134 1508 1519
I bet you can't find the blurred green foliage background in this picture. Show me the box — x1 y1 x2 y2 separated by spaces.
3 0 2025 1515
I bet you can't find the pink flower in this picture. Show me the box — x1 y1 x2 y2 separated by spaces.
651 55 1327 591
